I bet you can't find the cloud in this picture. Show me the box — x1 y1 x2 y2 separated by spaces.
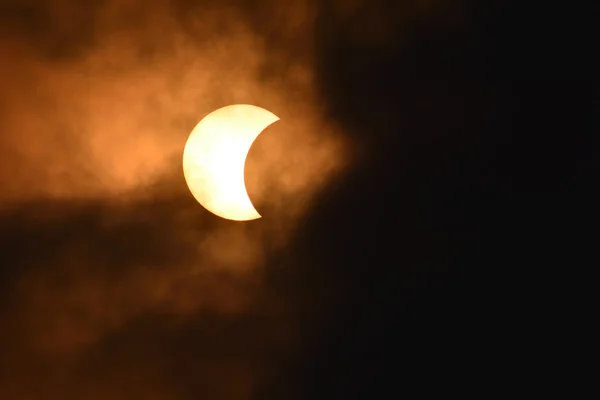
0 0 348 398
1 0 485 397
0 0 346 203
0 184 300 398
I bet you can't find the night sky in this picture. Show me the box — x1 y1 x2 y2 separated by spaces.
0 0 595 398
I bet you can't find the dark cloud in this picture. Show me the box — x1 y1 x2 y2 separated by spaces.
0 179 298 398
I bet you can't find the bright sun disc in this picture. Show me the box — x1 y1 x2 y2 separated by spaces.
182 104 279 221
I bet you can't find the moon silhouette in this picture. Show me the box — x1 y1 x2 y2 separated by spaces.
182 104 279 221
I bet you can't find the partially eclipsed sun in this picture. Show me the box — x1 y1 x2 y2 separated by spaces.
182 104 279 221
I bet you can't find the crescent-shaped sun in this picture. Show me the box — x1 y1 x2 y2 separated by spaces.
182 104 279 221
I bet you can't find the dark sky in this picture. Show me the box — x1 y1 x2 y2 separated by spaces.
0 0 595 398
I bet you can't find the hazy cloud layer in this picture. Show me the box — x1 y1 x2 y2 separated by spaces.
1 0 348 398
0 0 496 398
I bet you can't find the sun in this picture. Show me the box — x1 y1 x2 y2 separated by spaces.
182 104 279 221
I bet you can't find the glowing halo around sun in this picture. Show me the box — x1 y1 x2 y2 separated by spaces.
182 104 279 221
